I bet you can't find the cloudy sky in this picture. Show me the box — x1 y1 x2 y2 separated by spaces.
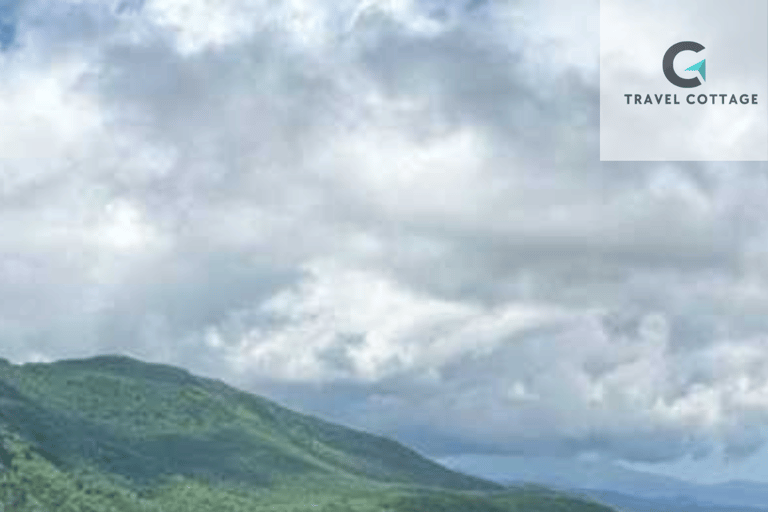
4 0 768 485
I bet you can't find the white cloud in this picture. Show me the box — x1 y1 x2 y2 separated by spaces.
212 261 566 382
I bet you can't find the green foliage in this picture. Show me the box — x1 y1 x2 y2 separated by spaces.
0 356 617 512
0 356 495 490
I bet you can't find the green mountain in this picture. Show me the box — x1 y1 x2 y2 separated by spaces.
0 355 614 511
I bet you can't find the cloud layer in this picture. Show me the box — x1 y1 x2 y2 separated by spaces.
3 0 768 465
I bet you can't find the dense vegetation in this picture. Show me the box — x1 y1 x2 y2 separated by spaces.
0 355 615 511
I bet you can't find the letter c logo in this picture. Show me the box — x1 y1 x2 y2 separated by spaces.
663 41 705 88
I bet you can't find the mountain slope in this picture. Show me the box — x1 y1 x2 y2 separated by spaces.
0 355 615 512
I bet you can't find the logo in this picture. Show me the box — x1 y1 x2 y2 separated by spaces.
622 39 757 106
663 41 706 88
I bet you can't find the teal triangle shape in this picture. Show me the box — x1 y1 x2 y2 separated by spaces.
685 59 706 81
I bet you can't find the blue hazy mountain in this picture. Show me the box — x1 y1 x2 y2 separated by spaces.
582 488 767 512
441 454 768 511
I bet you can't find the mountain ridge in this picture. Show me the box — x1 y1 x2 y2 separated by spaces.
0 354 499 490
0 354 616 512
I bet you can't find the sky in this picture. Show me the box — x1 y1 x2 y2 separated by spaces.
3 0 768 485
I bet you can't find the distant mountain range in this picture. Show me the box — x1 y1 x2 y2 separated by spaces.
580 488 768 512
441 454 768 512
0 355 614 511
